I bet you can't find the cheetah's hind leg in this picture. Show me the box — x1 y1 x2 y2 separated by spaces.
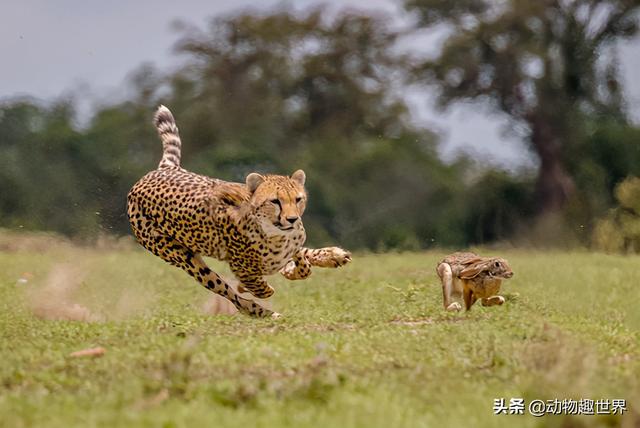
133 227 278 318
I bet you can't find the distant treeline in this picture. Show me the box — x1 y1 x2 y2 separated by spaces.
1 2 640 249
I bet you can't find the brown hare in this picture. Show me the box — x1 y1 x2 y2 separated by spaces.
436 252 513 311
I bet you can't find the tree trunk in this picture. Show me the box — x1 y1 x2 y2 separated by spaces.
529 116 575 213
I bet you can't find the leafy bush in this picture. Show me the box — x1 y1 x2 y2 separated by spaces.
593 177 640 253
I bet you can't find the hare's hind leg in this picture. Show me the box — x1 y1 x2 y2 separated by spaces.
481 296 505 306
437 263 462 311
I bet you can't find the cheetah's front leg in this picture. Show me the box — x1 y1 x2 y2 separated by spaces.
304 247 352 268
279 249 312 280
280 247 352 280
234 272 276 299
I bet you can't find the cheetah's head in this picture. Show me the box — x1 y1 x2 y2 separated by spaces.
246 169 307 234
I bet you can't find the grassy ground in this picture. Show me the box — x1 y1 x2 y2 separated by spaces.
0 241 638 428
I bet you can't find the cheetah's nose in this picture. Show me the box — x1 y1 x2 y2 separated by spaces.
285 216 299 224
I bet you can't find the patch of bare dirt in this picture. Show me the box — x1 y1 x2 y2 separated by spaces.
390 317 436 326
389 314 488 326
69 347 106 358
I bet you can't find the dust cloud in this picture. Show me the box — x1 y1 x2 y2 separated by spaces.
27 263 101 322
26 262 249 321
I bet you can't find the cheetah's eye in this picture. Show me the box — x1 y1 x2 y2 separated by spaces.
270 198 281 206
295 196 303 203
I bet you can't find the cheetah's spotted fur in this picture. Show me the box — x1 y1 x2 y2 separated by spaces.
127 106 351 317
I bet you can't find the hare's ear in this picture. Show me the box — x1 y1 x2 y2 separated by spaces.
246 173 265 193
460 263 485 279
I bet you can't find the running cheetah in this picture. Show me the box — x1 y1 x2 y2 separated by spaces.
127 106 351 318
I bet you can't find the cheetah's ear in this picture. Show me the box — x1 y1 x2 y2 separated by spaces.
291 169 306 186
246 173 265 193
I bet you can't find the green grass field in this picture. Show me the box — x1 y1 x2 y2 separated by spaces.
0 241 638 427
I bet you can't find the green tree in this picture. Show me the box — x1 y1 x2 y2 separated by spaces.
0 99 101 235
593 176 640 252
406 0 639 213
0 9 470 249
150 9 467 248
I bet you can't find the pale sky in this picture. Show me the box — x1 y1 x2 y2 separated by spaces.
2 0 639 170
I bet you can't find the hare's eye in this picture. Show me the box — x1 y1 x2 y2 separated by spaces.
494 261 500 267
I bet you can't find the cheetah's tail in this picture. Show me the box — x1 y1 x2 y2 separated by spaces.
154 105 181 169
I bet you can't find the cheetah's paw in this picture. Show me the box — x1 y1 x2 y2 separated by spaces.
280 260 302 280
325 247 352 268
